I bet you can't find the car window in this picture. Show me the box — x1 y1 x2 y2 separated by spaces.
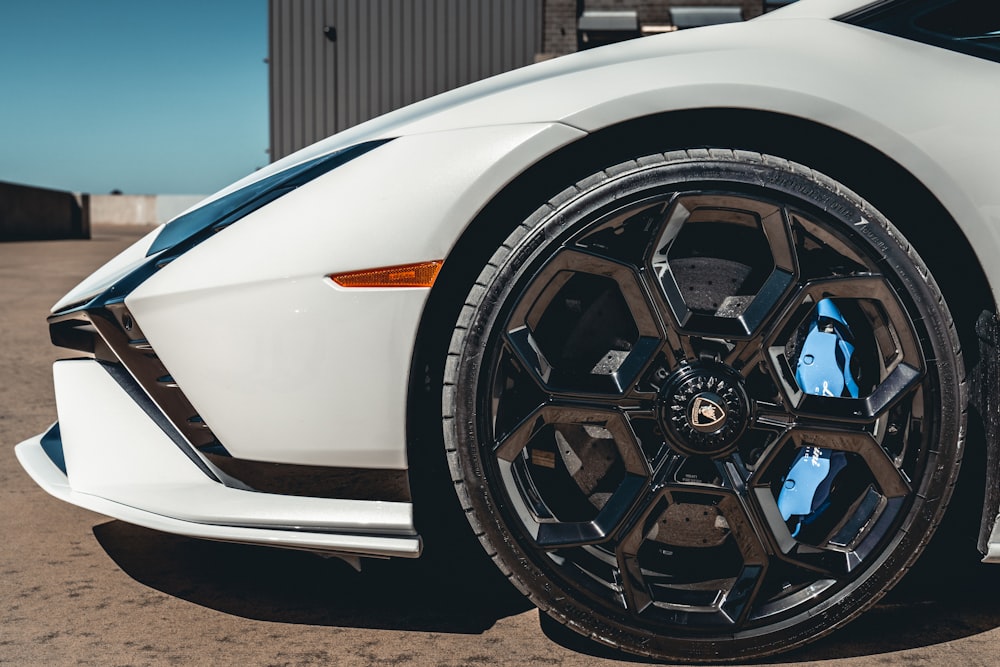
842 0 1000 63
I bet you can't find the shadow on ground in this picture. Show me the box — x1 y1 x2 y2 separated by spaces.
93 430 1000 662
93 520 532 635
95 511 1000 664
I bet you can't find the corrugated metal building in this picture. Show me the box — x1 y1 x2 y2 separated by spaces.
269 0 543 160
268 0 762 160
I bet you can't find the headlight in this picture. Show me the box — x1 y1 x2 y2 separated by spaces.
147 139 389 256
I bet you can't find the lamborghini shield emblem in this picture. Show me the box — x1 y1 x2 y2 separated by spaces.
690 395 726 429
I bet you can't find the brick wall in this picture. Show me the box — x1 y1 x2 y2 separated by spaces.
543 0 579 58
542 0 764 56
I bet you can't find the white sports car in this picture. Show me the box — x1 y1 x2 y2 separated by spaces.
15 0 1000 661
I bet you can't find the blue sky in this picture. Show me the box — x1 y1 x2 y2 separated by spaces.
0 1 268 195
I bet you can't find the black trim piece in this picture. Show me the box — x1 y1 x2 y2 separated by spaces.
49 316 96 354
836 0 898 22
40 422 67 475
197 442 232 456
202 453 412 502
49 312 119 363
96 360 222 484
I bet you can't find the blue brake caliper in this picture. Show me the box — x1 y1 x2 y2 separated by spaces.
777 299 858 536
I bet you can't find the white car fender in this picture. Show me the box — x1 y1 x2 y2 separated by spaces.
125 123 583 469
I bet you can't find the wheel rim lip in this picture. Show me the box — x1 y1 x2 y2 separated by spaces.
465 165 943 640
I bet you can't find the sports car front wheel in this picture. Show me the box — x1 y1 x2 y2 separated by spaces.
442 149 964 662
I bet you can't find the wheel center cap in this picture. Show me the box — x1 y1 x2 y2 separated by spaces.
658 363 749 457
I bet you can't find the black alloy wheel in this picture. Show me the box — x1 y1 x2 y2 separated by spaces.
442 150 965 662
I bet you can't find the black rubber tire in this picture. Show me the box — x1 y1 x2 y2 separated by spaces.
442 150 965 662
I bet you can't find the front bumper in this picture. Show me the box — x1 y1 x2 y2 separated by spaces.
15 359 421 558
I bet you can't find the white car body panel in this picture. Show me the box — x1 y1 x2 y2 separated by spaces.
16 359 419 557
126 123 583 468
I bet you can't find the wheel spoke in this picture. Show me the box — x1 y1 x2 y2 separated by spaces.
648 193 798 340
714 492 770 624
508 248 659 337
793 363 922 423
788 210 877 280
750 483 847 578
725 337 766 378
573 199 673 266
535 473 646 547
753 405 795 431
503 247 661 395
492 403 650 548
617 503 656 615
762 275 925 421
613 478 774 624
749 424 912 580
798 428 910 499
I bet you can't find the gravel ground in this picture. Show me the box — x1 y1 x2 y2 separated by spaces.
3 226 1000 666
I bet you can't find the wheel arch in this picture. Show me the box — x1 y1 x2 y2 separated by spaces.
406 106 997 552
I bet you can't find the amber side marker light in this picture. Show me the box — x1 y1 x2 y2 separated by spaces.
330 260 443 288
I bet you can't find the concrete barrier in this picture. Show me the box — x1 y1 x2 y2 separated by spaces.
89 194 206 226
88 194 157 225
1 183 208 241
0 181 89 241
